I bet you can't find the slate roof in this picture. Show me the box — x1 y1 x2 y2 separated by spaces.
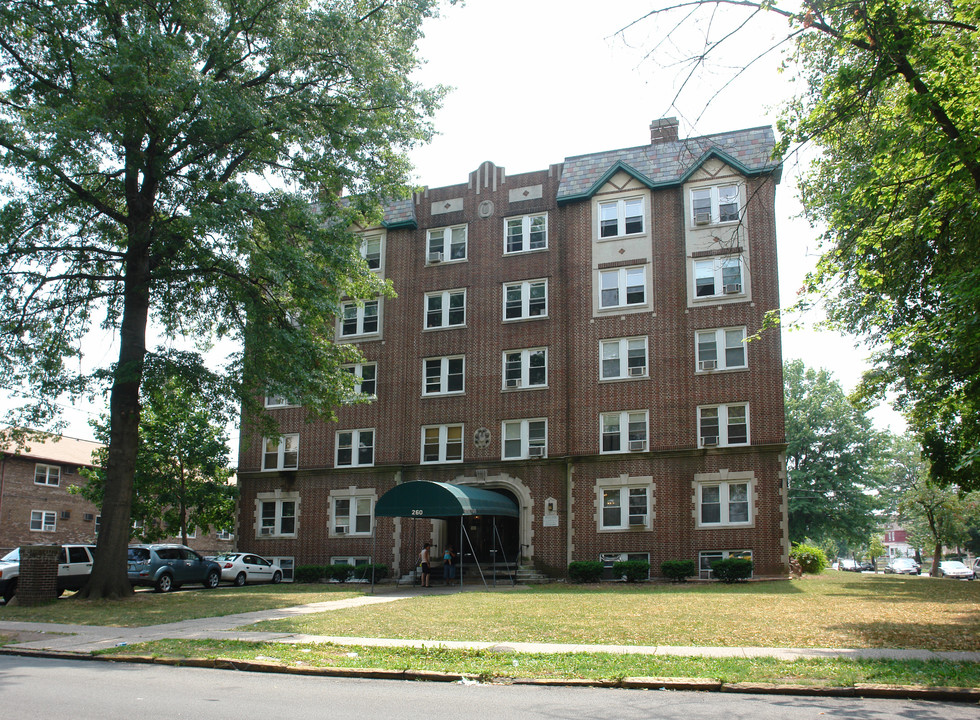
382 198 416 228
557 126 779 202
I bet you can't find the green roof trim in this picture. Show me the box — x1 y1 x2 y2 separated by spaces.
677 148 781 184
381 218 417 230
375 481 519 519
557 160 668 204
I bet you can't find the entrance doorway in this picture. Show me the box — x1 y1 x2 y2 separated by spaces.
447 488 520 565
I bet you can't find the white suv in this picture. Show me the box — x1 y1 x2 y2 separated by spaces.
0 544 96 603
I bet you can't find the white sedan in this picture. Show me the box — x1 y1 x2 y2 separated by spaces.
939 561 976 580
212 553 283 586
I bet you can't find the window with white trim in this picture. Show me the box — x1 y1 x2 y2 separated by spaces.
264 394 297 409
360 233 382 270
600 337 648 380
425 289 466 329
600 552 651 579
600 487 650 530
505 213 547 253
262 434 299 471
269 556 294 581
331 555 370 566
258 497 297 537
599 266 646 309
598 197 644 238
502 348 547 389
34 463 60 486
340 299 380 337
694 256 743 298
423 356 464 395
335 429 374 467
332 496 373 536
698 403 749 447
696 327 747 372
427 224 467 263
217 529 234 540
502 418 547 460
698 482 751 527
30 509 56 532
421 424 464 464
600 411 649 453
343 362 377 397
503 279 547 321
699 550 753 579
691 185 740 225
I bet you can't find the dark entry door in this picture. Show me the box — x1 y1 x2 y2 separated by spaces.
448 489 520 565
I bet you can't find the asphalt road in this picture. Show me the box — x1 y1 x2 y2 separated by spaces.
1 655 976 720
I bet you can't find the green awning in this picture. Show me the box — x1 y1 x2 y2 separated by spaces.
375 481 518 519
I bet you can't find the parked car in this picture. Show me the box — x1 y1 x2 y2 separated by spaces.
884 558 921 575
212 553 283 586
836 559 859 572
127 544 221 593
857 561 876 572
938 561 976 580
0 544 96 603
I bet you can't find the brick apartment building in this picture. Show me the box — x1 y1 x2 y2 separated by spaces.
235 118 789 581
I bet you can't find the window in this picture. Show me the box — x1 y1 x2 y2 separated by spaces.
217 529 234 541
600 552 651 580
335 429 374 467
694 256 743 298
696 327 747 371
503 279 547 320
502 348 547 389
34 463 60 486
421 424 463 464
340 299 380 337
262 434 299 471
427 224 467 263
505 214 547 253
259 498 297 537
423 356 464 395
264 395 296 408
691 184 740 225
698 403 749 447
599 197 644 238
343 362 377 397
600 337 648 379
600 411 649 453
599 266 646 309
425 289 466 329
600 487 649 530
502 419 547 460
699 550 753 579
30 510 56 532
698 482 751 527
361 233 382 270
267 556 294 581
333 496 373 535
331 555 370 567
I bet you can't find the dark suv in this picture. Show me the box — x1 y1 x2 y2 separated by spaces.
127 544 221 593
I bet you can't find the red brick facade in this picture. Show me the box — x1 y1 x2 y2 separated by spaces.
236 120 789 580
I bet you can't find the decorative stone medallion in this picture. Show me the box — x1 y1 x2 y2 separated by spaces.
473 427 491 448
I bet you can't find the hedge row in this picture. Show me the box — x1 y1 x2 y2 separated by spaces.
294 563 389 583
567 558 754 583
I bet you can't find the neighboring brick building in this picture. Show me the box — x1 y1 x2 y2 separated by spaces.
236 118 789 580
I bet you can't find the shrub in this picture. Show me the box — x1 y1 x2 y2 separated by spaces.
567 560 603 583
294 565 327 583
711 557 753 583
660 559 697 582
790 543 829 574
326 564 353 582
613 560 650 582
351 563 389 581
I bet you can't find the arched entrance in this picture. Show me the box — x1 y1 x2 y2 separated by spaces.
447 488 521 565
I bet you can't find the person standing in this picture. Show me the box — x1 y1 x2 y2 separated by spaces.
442 544 456 585
419 542 432 588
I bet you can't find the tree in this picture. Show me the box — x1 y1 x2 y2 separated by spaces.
784 359 885 547
0 1 445 598
868 534 886 571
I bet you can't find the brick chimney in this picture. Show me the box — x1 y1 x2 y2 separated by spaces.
650 117 679 144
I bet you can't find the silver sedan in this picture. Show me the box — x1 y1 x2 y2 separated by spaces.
212 553 283 586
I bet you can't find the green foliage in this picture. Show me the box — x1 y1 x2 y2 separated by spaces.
612 560 650 583
567 561 604 583
710 558 754 583
293 564 389 583
868 535 886 566
351 564 389 581
790 543 828 574
294 565 327 584
660 560 697 582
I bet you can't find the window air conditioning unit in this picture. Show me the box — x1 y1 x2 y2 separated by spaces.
698 359 717 371
528 446 546 458
60 510 71 520
334 526 348 535
694 212 711 226
427 251 443 263
260 527 273 536
505 378 521 388
628 366 646 377
629 440 647 452
724 283 742 294
629 515 648 526
701 436 719 447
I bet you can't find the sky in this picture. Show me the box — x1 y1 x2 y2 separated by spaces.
1 0 905 442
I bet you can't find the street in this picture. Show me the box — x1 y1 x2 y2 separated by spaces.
0 655 975 720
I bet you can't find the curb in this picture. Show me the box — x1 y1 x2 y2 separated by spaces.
3 646 979 702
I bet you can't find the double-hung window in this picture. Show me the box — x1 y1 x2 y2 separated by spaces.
505 214 547 253
427 224 467 263
264 394 296 408
424 356 464 395
340 299 380 337
259 498 296 536
343 362 377 396
503 279 547 321
336 429 374 467
262 434 299 471
695 327 747 371
360 233 382 270
698 482 751 527
333 496 373 536
691 185 740 225
698 403 749 447
502 419 547 460
600 411 649 453
694 256 743 298
600 487 649 530
502 348 547 389
425 289 466 329
598 197 644 238
30 509 56 532
421 424 464 464
600 337 648 379
34 463 60 486
599 266 646 309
